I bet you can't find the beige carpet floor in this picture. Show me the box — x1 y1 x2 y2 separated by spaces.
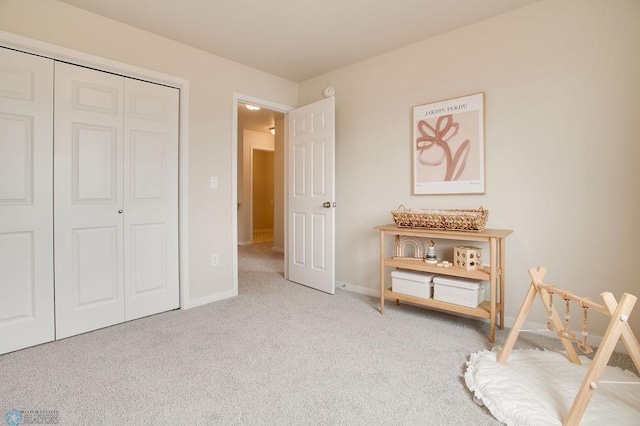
0 242 636 425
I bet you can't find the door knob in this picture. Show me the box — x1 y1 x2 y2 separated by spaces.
322 202 331 208
118 209 124 214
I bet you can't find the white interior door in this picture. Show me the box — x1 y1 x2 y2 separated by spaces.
0 47 55 354
123 78 179 320
287 96 335 294
54 62 126 339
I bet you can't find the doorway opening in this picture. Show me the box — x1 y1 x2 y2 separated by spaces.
236 101 285 250
232 94 336 296
233 95 293 295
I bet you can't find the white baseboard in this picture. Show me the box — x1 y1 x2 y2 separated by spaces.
272 246 284 253
185 289 236 309
336 281 629 355
336 281 378 297
507 318 628 355
238 240 252 246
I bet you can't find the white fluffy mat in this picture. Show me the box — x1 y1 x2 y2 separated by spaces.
465 348 640 425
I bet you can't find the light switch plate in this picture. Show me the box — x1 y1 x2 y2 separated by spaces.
210 176 218 189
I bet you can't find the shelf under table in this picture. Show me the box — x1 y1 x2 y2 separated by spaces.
384 288 500 319
384 257 500 280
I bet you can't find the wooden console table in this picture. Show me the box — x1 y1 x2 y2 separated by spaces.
374 224 513 343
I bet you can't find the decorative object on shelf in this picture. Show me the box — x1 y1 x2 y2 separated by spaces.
391 205 488 231
433 276 484 308
391 270 436 299
425 240 437 264
412 93 485 195
393 236 424 260
454 246 483 270
436 261 452 267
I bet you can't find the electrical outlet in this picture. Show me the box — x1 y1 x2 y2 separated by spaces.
211 254 219 266
210 176 218 189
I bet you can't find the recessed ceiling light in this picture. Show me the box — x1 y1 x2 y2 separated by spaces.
245 104 261 111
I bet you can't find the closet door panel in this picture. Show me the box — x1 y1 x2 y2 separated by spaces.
124 79 179 320
0 48 54 354
54 62 125 339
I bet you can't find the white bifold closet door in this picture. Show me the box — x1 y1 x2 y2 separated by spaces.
54 62 179 339
0 48 55 354
122 78 179 322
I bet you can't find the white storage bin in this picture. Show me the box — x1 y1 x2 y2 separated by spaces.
391 270 436 299
433 276 484 308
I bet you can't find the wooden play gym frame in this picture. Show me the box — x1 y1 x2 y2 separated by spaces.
497 267 640 426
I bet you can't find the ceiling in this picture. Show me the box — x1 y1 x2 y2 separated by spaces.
238 103 284 134
58 0 540 133
58 0 540 83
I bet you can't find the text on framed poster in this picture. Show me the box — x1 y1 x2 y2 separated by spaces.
413 93 485 195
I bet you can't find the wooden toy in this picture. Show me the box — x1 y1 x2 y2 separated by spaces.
454 246 482 270
393 236 424 260
497 267 640 426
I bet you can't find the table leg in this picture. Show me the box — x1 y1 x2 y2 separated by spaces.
379 229 385 314
489 237 498 343
499 237 506 329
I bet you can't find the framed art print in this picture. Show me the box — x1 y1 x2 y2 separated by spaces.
413 93 485 195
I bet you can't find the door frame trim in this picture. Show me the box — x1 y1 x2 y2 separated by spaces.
0 30 192 309
232 93 293 294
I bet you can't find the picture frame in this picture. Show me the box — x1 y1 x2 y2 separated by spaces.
412 93 485 195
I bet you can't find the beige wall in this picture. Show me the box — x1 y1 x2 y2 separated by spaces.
298 0 640 337
2 0 638 339
252 150 275 231
0 0 297 304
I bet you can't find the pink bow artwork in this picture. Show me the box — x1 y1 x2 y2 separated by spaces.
416 114 470 182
